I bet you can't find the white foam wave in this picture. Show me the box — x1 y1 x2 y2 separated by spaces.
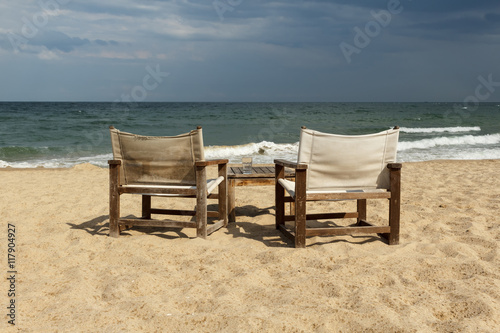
399 126 481 133
205 141 299 164
0 153 112 168
2 134 499 169
398 134 500 151
398 147 500 162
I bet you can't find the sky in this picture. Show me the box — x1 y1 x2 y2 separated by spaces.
1 0 500 102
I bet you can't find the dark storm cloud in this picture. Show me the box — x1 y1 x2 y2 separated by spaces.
1 0 500 101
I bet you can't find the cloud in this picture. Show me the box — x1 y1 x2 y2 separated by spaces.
0 28 121 57
485 12 500 22
37 48 60 60
32 30 90 52
94 39 108 46
66 1 161 17
1 0 500 101
319 0 500 13
412 15 497 35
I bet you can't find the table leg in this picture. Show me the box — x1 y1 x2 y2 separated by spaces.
228 178 236 222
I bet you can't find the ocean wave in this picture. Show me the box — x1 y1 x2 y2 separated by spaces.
398 147 500 162
399 126 481 133
2 134 499 169
398 134 500 151
0 153 112 169
205 141 299 164
0 146 54 159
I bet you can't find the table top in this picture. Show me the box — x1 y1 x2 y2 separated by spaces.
228 165 295 178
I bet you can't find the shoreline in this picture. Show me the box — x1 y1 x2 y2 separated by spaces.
1 159 499 331
1 158 500 171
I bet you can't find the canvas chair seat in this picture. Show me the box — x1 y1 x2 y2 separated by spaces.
274 126 402 248
277 178 388 199
123 176 224 196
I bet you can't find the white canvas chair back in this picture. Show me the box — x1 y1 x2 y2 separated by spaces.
297 128 399 191
109 127 204 186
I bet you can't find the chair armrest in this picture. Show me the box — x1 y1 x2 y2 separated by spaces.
274 159 308 170
195 159 229 167
387 163 402 170
108 160 122 165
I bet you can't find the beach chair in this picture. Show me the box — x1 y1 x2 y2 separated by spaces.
108 126 228 238
274 126 402 248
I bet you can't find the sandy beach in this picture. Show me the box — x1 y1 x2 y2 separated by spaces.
1 160 499 332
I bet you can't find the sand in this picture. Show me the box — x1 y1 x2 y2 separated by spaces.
1 160 499 332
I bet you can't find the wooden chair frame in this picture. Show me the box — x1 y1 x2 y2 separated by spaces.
108 158 228 239
275 159 402 248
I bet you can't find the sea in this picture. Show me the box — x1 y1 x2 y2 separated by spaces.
1 102 499 168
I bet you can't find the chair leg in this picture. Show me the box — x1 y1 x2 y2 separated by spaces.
295 203 306 248
218 163 228 227
356 199 367 224
228 179 236 222
275 164 285 230
142 195 151 219
109 162 120 238
218 186 228 227
388 196 400 245
196 166 208 239
109 193 120 238
387 165 402 245
294 169 307 248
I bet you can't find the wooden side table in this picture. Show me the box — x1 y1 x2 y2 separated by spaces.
227 165 295 222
